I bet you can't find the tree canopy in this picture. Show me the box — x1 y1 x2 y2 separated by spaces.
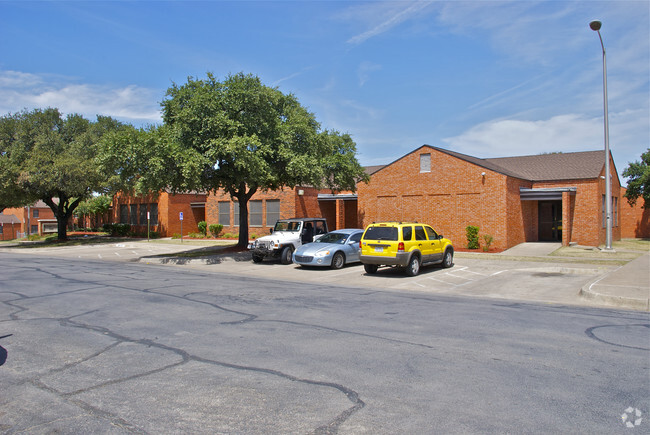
622 148 650 208
103 72 368 247
0 108 124 239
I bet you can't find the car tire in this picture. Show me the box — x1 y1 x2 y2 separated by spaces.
364 264 378 274
252 253 264 263
405 255 421 276
442 249 454 268
331 252 345 270
280 246 293 265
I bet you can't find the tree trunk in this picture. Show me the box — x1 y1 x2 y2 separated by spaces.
233 183 258 248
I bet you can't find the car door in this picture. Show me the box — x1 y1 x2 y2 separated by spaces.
414 225 434 262
346 231 363 262
424 225 443 262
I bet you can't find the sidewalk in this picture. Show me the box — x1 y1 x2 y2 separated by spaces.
500 242 649 311
580 253 650 311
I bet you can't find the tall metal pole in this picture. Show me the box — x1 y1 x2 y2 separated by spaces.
590 20 613 250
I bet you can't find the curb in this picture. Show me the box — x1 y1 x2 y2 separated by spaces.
580 276 650 312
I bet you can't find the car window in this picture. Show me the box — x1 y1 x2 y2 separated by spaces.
364 226 398 241
402 226 413 241
350 232 362 243
316 232 347 244
425 226 438 240
275 221 301 232
314 221 326 235
415 226 427 241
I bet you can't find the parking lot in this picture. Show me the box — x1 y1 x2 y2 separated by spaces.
3 239 617 309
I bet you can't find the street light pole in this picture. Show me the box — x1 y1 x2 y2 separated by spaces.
590 20 613 250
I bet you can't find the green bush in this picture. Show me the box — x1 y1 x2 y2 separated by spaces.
197 221 207 236
103 223 131 237
208 223 223 238
466 225 480 249
171 233 181 239
482 234 494 252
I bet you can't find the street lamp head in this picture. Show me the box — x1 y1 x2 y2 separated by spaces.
589 20 602 31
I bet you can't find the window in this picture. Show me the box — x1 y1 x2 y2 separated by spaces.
313 220 326 235
266 200 280 226
402 226 413 241
364 226 398 241
233 202 240 227
602 195 606 228
0 226 3 235
120 205 129 224
33 209 39 218
219 201 230 226
130 204 138 225
31 225 38 234
250 200 262 226
425 226 438 240
420 153 431 173
614 197 618 227
150 203 158 226
139 204 147 225
350 232 362 243
415 226 427 241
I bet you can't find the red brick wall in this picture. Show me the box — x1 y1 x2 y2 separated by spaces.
112 192 206 237
3 204 55 235
620 188 650 238
357 146 514 250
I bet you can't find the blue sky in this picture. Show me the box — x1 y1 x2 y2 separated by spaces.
1 1 648 183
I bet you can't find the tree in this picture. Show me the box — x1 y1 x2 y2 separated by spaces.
76 195 113 229
105 72 367 248
0 108 124 240
622 148 650 209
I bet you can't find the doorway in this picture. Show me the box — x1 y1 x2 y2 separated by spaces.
538 201 562 241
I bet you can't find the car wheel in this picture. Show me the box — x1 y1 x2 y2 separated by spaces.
280 246 293 265
364 264 378 274
405 255 420 276
442 249 454 268
331 252 345 270
252 253 264 263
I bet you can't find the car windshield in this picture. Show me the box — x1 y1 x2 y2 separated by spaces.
315 232 348 244
364 226 398 241
274 221 301 232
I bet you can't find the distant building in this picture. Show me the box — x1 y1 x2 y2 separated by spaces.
2 200 57 239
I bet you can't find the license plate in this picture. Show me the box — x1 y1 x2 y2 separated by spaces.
374 247 383 253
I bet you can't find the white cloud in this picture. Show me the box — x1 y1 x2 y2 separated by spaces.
442 114 604 158
357 61 382 86
345 1 432 45
0 70 161 124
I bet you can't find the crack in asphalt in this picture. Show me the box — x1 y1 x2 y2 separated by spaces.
2 270 367 433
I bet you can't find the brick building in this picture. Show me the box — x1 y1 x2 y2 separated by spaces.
357 145 632 250
205 185 360 237
0 213 21 240
2 200 58 238
620 187 650 239
112 191 207 237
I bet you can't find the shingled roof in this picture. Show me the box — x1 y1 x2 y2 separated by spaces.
428 146 608 182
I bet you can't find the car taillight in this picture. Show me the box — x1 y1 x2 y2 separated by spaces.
359 241 362 249
398 242 404 252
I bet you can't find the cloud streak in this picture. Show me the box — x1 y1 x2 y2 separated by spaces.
0 70 161 123
346 1 431 45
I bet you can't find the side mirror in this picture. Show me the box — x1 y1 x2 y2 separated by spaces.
269 229 273 234
438 234 444 240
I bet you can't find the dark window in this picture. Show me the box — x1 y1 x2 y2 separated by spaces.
350 232 362 243
614 197 618 227
364 226 398 241
402 226 413 241
120 205 129 224
266 200 280 226
424 226 438 240
219 202 230 226
602 195 606 228
139 204 147 225
33 209 39 218
130 204 138 225
415 226 427 241
233 202 240 227
150 203 158 226
31 225 38 234
250 200 262 226
313 220 326 235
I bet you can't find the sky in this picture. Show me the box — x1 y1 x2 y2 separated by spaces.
1 0 648 183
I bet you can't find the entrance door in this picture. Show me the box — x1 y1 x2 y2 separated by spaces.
538 201 562 241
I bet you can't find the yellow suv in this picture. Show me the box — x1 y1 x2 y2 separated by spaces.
360 222 453 276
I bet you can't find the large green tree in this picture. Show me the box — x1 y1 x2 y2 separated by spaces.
622 148 650 208
0 108 124 240
103 72 368 247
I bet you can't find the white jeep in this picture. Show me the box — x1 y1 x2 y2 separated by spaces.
248 218 328 264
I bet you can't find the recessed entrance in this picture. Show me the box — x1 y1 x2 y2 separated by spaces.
538 201 562 241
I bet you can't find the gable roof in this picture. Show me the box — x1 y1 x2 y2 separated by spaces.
426 146 609 182
0 214 21 224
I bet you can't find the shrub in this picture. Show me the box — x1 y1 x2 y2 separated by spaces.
103 223 131 237
482 234 494 252
197 221 207 236
188 232 204 238
171 233 181 239
466 225 480 249
208 223 223 238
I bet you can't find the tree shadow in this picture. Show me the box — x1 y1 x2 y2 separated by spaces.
0 334 11 366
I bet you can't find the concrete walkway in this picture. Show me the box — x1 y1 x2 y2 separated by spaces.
580 252 650 311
